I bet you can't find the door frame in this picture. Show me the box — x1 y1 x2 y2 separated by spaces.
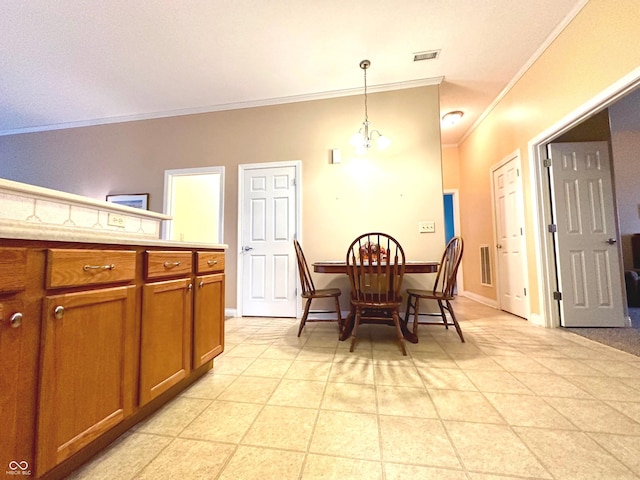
236 160 302 318
528 67 640 328
490 150 530 319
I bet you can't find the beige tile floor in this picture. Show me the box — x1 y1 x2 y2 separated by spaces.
69 297 640 479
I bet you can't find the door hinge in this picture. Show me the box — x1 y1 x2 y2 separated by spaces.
548 224 557 233
517 168 520 177
520 227 523 235
552 291 562 301
524 287 527 296
543 158 552 168
292 178 296 187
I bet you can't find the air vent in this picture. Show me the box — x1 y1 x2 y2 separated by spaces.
413 50 440 62
480 245 493 286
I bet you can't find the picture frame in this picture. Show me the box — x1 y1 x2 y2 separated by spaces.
106 193 149 210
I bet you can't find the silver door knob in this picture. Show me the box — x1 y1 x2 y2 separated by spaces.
243 246 254 252
606 238 617 245
496 244 502 249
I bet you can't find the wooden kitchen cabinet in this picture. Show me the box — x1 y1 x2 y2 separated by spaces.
139 278 193 405
192 250 225 368
36 285 137 474
193 273 225 367
0 239 225 480
0 248 39 477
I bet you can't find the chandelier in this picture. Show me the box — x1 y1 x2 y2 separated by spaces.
349 59 391 154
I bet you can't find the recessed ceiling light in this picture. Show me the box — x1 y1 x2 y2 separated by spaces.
441 110 464 127
413 50 440 62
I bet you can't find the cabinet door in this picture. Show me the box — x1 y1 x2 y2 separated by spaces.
37 286 136 474
0 294 38 478
140 278 192 405
193 273 225 368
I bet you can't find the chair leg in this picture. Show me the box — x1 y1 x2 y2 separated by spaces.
437 300 449 330
334 297 343 334
298 298 312 337
445 299 465 343
392 310 407 356
350 307 362 352
412 296 421 337
403 294 414 326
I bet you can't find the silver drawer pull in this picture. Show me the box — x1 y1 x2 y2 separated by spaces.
83 264 115 271
163 261 181 268
207 259 218 266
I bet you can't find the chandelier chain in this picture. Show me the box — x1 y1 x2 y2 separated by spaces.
363 67 368 122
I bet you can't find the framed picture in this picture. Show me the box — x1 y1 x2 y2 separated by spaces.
106 193 149 210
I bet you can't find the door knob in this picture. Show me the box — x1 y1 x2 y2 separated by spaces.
496 244 502 249
243 246 254 252
10 312 23 328
606 238 617 245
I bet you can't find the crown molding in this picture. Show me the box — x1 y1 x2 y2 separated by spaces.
0 76 444 137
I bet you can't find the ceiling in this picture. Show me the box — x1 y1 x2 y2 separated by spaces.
0 0 587 145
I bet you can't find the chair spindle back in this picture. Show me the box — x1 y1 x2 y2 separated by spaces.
433 237 464 298
346 232 405 304
294 239 315 295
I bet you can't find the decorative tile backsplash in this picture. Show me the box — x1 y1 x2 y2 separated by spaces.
0 178 170 241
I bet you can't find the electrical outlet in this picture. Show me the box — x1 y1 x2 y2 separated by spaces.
107 213 126 228
418 221 435 233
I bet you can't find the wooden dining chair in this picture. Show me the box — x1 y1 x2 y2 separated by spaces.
346 232 407 355
294 239 343 337
404 236 465 342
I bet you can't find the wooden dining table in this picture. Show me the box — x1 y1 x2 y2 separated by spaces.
313 260 439 343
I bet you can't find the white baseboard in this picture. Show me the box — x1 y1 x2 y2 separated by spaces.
225 308 238 318
459 291 499 309
527 312 545 327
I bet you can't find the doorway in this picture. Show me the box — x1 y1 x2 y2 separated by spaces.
443 189 464 294
163 166 224 243
530 75 640 328
237 161 301 317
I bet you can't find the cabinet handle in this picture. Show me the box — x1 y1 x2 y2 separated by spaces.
83 264 115 271
54 306 64 319
199 281 204 288
10 312 23 328
188 284 193 291
207 259 218 266
163 261 181 268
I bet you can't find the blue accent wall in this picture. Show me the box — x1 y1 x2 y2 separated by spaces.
444 193 454 243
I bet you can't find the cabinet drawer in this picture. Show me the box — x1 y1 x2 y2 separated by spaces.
145 251 193 279
195 251 225 273
0 248 27 292
46 249 136 288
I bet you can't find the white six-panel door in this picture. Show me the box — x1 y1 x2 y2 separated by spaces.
548 141 625 327
492 155 528 318
240 163 298 317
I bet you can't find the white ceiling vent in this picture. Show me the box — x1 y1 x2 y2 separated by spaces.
413 50 440 62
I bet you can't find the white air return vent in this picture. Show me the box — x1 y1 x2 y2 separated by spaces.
480 245 492 286
413 50 440 62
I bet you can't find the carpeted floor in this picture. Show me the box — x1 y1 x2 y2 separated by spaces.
564 308 640 357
